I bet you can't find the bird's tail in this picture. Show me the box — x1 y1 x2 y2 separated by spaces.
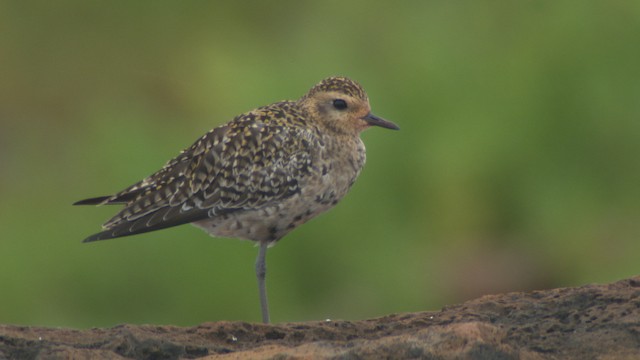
73 196 112 206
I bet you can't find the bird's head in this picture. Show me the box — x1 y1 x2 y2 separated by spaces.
298 77 399 135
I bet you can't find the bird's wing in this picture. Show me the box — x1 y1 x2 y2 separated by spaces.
80 103 318 242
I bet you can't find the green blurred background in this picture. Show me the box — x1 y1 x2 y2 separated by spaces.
1 1 639 328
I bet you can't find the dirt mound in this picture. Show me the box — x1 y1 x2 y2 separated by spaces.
1 276 639 359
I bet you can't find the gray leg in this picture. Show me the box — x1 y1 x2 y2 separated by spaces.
255 241 270 324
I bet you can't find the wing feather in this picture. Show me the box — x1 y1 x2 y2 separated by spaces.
78 102 318 241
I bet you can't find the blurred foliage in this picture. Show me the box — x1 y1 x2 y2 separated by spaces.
1 1 639 328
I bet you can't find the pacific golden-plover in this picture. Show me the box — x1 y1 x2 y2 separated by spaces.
75 76 399 323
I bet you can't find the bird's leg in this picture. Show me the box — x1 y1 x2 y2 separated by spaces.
255 241 270 324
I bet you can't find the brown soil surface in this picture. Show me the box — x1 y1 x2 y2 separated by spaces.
1 276 639 359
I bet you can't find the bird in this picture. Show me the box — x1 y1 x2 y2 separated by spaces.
74 76 399 324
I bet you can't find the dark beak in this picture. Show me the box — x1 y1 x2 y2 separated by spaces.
363 113 400 130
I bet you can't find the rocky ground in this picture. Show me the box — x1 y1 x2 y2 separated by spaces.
1 276 639 359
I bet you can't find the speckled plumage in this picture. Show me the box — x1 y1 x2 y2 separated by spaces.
75 76 399 322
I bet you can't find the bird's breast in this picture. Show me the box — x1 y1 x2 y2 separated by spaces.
192 135 366 244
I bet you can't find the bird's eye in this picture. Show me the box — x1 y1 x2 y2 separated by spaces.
332 99 348 110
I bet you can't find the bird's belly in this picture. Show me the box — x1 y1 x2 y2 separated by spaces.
192 166 360 244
